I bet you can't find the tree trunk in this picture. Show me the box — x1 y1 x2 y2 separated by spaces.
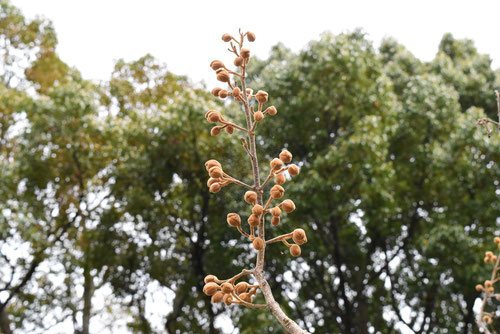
82 265 94 334
0 307 13 334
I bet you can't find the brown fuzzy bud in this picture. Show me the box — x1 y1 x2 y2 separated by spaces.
483 315 493 325
270 158 283 171
207 177 219 187
240 47 250 59
252 204 264 216
235 282 249 294
205 159 221 171
288 164 300 176
290 244 301 257
209 183 221 193
211 291 224 303
234 56 244 67
254 111 264 122
265 105 277 116
225 125 234 134
275 173 286 185
475 284 484 292
270 185 285 199
255 90 268 104
218 89 229 99
279 150 293 164
281 199 296 213
210 126 222 136
292 228 307 245
203 282 220 296
223 294 233 305
485 280 493 288
246 31 256 42
221 282 234 294
232 87 241 98
227 213 241 227
271 216 280 226
204 275 218 284
239 292 252 303
210 60 225 71
222 33 232 42
253 237 264 250
211 87 222 97
495 237 500 244
270 206 281 217
208 166 223 178
205 110 222 123
244 191 258 204
216 69 230 82
247 214 260 227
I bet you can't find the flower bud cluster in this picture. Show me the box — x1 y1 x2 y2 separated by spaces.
205 110 237 136
203 274 259 306
205 159 232 193
475 237 500 330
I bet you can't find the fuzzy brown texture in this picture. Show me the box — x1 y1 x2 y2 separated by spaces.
288 164 300 176
290 244 301 257
270 185 285 199
279 150 293 163
265 106 278 116
227 213 242 227
281 199 296 213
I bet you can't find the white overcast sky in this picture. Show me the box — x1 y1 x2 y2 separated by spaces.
10 0 500 87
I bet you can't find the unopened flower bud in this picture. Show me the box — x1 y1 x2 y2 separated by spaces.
232 87 241 98
252 204 264 216
244 191 258 204
203 282 220 296
211 126 222 136
205 159 221 171
292 228 307 245
234 56 244 67
218 89 229 99
225 125 234 134
204 275 218 284
206 110 222 123
255 90 268 104
281 199 296 213
475 284 484 292
209 183 221 193
239 292 252 302
290 244 301 257
209 166 223 178
253 237 264 250
483 315 493 325
279 150 293 163
270 185 285 199
246 31 256 42
223 294 233 305
270 158 283 171
265 105 277 116
246 88 253 97
222 33 232 42
485 280 493 288
275 173 286 185
271 216 280 226
221 282 234 294
247 214 260 227
240 47 250 59
210 60 225 71
216 69 230 82
270 206 281 217
254 111 264 122
235 282 249 294
207 177 219 188
495 237 500 244
211 291 224 303
227 213 241 227
211 87 222 97
288 164 300 176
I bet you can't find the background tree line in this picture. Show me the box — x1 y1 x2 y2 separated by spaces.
0 1 498 333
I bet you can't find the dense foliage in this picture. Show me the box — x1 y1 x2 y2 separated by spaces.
0 2 498 333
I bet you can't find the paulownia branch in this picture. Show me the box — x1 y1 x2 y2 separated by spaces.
201 30 309 333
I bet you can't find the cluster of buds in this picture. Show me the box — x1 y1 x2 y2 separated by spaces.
202 272 263 308
201 30 309 324
475 237 500 329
